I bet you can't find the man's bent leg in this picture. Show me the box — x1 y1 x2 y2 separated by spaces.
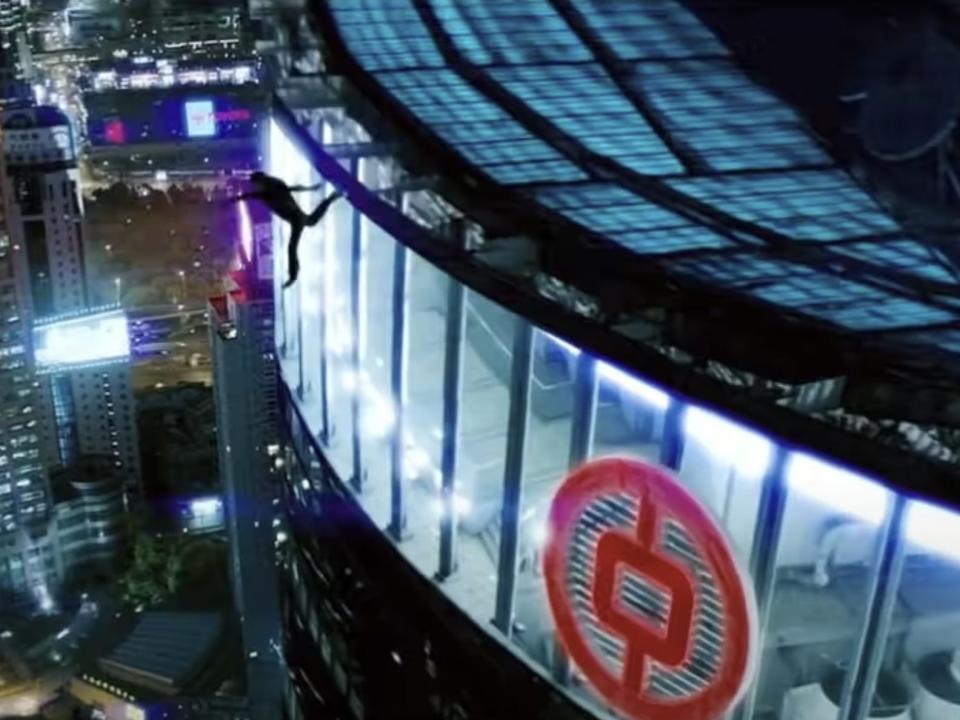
282 222 305 289
306 190 344 226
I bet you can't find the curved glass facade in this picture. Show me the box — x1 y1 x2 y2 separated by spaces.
270 116 960 720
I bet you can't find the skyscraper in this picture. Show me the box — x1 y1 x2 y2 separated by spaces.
3 105 87 317
38 308 141 500
210 263 281 720
0 0 30 105
0 0 25 53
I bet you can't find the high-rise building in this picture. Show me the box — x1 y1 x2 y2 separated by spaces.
2 105 87 317
2 108 140 494
48 455 126 585
0 0 23 49
153 0 247 55
209 255 281 720
36 308 141 499
0 107 139 609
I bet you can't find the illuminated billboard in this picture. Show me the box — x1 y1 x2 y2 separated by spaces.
85 87 262 146
33 307 130 374
180 496 224 533
184 99 217 138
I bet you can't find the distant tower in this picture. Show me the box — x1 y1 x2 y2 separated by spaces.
0 0 25 53
2 105 87 319
0 0 31 105
0 112 58 609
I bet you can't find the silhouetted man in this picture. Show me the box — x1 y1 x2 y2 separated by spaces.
231 171 343 288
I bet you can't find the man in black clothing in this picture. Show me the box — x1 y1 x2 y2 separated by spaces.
231 171 343 288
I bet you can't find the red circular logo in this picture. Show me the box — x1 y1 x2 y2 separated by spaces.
543 457 757 720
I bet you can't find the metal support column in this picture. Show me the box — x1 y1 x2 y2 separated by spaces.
436 221 468 580
348 157 363 493
659 398 685 470
732 446 789 720
840 496 908 720
552 350 598 683
388 236 409 541
317 250 330 445
296 288 305 400
493 318 535 635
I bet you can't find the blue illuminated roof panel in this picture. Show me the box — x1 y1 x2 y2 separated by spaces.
833 239 960 286
329 0 445 70
428 0 592 66
488 64 683 176
629 59 830 172
570 0 729 60
673 253 956 331
532 183 735 254
666 171 899 242
325 0 960 351
376 69 587 185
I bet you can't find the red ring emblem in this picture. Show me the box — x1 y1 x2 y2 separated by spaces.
543 457 757 720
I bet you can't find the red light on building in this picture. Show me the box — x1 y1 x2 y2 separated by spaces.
104 119 126 144
543 457 757 720
215 109 252 122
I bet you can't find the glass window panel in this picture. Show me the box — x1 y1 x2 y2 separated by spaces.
318 148 356 482
504 338 677 714
269 116 313 387
858 499 960 720
677 406 768 564
591 361 669 461
513 330 577 670
751 455 891 720
353 157 395 529
294 181 327 431
438 291 514 626
397 251 448 578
